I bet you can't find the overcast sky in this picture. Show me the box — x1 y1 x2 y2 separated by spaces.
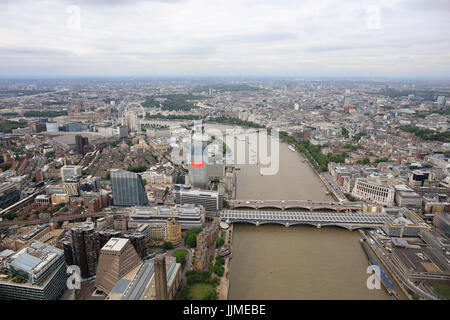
1 0 449 78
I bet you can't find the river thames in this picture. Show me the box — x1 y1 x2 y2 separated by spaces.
201 123 394 299
227 140 394 299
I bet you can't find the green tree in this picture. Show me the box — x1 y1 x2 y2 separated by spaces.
215 256 225 266
186 270 211 285
213 265 224 277
180 287 191 300
45 151 55 159
125 165 146 173
0 120 28 133
162 242 174 250
357 157 370 164
4 212 17 220
173 249 187 269
215 237 225 248
184 228 203 247
1 162 12 171
374 157 389 163
353 132 367 141
399 125 450 142
341 127 349 138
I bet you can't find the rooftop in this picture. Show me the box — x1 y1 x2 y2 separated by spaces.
2 241 64 285
102 238 130 252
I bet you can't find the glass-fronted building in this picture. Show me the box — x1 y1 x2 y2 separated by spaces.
111 169 148 206
0 182 20 209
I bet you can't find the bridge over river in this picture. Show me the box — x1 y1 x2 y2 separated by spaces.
228 200 364 212
221 210 393 230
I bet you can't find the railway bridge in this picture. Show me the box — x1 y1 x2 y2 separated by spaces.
220 210 393 230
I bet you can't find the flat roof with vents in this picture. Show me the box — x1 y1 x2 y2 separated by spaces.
102 238 129 252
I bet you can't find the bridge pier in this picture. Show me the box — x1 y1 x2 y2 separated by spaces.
285 222 289 227
255 221 260 226
317 224 321 229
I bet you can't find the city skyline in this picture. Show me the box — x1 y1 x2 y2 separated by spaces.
0 76 449 301
0 0 449 306
1 0 450 78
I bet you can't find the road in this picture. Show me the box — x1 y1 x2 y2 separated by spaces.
319 172 348 202
164 242 193 289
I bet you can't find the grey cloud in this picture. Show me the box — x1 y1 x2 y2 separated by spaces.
0 0 449 77
113 44 218 58
304 40 385 53
0 47 75 56
61 0 185 6
220 32 299 44
405 0 450 12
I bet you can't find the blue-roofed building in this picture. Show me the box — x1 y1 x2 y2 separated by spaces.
0 241 67 300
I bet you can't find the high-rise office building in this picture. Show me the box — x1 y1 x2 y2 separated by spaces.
98 230 122 248
70 224 100 278
188 145 208 189
110 169 148 206
62 240 74 266
188 128 210 189
104 99 112 117
424 91 434 102
123 233 147 259
75 134 89 155
126 111 140 133
0 182 20 209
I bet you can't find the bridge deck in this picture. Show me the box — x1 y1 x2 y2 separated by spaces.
228 200 363 210
221 210 393 225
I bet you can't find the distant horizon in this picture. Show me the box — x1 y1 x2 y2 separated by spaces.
2 75 450 82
